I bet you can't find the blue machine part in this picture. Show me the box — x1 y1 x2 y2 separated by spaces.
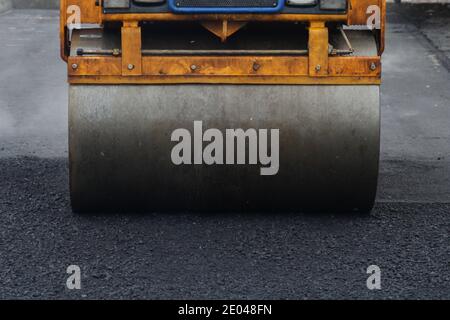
168 0 284 14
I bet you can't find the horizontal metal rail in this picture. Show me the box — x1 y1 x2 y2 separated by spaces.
75 48 354 56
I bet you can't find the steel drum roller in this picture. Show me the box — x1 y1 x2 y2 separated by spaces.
69 84 379 212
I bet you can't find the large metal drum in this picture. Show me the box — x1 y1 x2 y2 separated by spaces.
69 84 379 212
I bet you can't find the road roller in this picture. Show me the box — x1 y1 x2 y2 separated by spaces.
60 0 385 212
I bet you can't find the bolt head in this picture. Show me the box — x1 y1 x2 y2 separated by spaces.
370 63 377 71
190 64 198 71
127 64 135 70
71 63 78 70
315 65 321 72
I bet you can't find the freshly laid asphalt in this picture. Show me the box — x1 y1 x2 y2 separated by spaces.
0 5 449 299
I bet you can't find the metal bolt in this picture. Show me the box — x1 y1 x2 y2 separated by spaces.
370 62 377 71
71 63 78 70
253 62 261 72
191 64 198 71
315 65 321 72
127 64 135 70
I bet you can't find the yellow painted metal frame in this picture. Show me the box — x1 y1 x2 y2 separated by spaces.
61 0 386 85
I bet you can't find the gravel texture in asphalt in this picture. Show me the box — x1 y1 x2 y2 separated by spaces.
0 157 449 299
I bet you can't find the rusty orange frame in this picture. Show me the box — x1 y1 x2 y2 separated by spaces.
60 0 386 85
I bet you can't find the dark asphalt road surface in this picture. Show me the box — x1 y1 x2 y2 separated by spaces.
0 158 450 299
0 157 449 299
0 5 449 299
